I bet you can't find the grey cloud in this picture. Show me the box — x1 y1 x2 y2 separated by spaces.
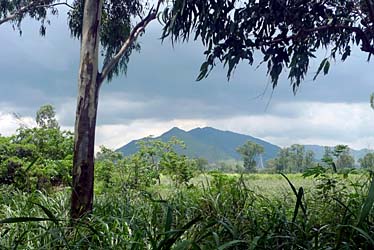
0 11 373 129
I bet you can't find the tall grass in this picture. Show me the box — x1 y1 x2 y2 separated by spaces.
1 173 374 249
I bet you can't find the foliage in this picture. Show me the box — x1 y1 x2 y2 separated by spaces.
0 106 73 191
0 0 61 34
67 0 144 81
160 152 198 187
236 141 264 172
162 0 374 92
95 137 198 191
36 104 59 129
359 152 374 169
2 172 374 249
266 144 315 173
322 145 355 171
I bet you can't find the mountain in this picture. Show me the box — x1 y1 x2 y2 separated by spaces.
117 127 281 162
116 127 373 163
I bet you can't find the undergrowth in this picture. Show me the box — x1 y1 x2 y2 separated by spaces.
1 172 374 249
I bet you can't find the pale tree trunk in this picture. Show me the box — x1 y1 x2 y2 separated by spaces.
71 0 103 220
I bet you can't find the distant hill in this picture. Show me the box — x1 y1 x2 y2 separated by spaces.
116 127 281 163
116 127 373 163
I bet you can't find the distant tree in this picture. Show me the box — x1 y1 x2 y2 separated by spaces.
303 150 316 170
336 151 355 169
289 144 305 172
95 146 123 190
322 146 334 166
236 141 264 173
0 106 73 190
276 148 290 172
160 153 197 187
322 145 354 171
359 152 374 169
195 157 209 171
36 104 59 129
269 145 315 173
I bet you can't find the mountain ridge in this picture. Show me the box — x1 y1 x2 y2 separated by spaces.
116 126 280 162
116 127 373 163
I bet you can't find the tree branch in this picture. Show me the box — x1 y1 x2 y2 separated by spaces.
98 0 163 85
0 0 73 26
266 24 374 55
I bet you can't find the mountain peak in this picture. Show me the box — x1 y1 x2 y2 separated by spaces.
169 127 185 132
161 127 186 136
117 126 280 162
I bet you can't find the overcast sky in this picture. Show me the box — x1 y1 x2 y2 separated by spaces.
1 10 374 151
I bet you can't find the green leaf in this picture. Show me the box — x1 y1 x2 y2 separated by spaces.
358 176 374 226
323 60 330 75
196 61 209 81
0 217 54 224
343 225 374 246
218 240 247 250
165 205 173 233
292 187 304 223
33 203 59 225
313 58 327 80
280 173 306 216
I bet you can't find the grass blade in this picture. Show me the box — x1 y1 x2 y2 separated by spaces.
0 217 54 224
358 176 374 226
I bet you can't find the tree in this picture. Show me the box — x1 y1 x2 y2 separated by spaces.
67 0 164 219
322 145 354 171
359 152 374 169
336 150 355 169
276 148 290 172
36 104 59 129
236 141 264 172
95 146 123 190
289 144 305 172
268 145 315 173
0 105 73 190
162 0 374 92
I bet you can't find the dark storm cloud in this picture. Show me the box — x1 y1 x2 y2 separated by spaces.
0 13 373 127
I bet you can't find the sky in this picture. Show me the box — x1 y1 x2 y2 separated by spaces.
0 9 374 151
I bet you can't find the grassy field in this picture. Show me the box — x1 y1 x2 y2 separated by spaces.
1 172 374 249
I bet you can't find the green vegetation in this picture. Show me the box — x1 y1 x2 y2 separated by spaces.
2 171 374 249
236 141 264 173
0 105 73 191
1 106 374 248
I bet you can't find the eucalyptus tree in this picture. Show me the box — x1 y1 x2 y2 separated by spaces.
67 0 164 219
36 104 59 129
162 0 374 91
236 141 264 172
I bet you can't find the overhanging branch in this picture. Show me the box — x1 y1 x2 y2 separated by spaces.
0 0 73 26
266 24 374 55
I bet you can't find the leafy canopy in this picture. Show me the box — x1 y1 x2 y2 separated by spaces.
68 0 148 81
0 0 65 35
162 0 374 92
